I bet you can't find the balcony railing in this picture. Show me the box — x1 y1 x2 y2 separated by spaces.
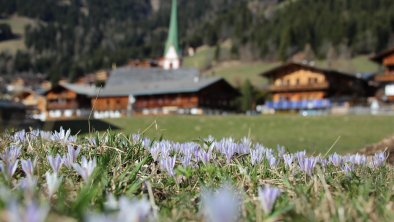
265 99 332 110
47 102 79 110
269 83 329 92
375 73 394 82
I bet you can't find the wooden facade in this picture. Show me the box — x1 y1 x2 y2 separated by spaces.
94 79 239 116
261 63 368 110
44 84 93 119
371 48 394 102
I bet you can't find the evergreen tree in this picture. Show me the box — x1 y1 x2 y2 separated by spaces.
239 79 256 112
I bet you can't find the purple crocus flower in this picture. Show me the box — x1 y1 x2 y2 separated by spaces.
349 154 367 165
8 200 49 222
216 138 237 163
294 151 306 162
298 157 316 176
63 145 81 168
86 137 97 147
25 201 49 222
283 154 293 168
21 158 36 178
341 163 354 176
132 133 141 143
250 148 265 165
45 171 62 197
368 152 386 168
73 156 97 182
267 153 278 168
13 130 26 143
40 131 53 141
52 127 76 144
0 146 21 164
0 159 19 179
116 196 152 222
200 184 241 222
47 154 63 174
19 176 38 191
198 149 212 164
159 156 176 176
149 146 161 162
258 185 281 215
328 153 342 166
238 137 251 154
29 130 41 140
277 145 286 157
181 154 192 167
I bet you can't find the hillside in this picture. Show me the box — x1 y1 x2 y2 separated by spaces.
183 44 379 88
0 0 393 81
0 16 36 54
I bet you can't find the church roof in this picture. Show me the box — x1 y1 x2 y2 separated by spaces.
164 0 179 56
99 67 226 97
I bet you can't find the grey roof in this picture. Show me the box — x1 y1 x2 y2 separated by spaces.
100 67 223 97
60 83 98 97
0 100 26 109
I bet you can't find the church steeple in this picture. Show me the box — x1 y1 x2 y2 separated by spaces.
163 0 181 70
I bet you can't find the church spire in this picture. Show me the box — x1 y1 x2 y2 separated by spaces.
163 0 181 70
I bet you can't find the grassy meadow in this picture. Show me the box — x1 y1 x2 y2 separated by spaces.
0 16 36 54
104 115 394 154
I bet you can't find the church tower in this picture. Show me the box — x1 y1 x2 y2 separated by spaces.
163 0 181 70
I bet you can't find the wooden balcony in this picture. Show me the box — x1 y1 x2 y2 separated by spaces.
375 73 394 82
269 83 329 92
47 102 79 110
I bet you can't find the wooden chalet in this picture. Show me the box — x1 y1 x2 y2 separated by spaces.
93 67 239 117
44 83 97 119
261 63 368 110
371 47 394 102
13 89 46 120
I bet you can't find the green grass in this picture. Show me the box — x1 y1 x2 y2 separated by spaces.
203 60 279 88
105 115 394 154
0 15 36 54
309 55 378 74
183 46 216 70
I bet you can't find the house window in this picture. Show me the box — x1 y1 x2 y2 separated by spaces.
296 78 300 85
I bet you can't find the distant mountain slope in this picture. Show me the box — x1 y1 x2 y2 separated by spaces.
0 0 392 81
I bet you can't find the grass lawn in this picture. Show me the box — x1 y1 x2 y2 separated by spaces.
202 60 279 88
105 115 394 154
315 55 379 74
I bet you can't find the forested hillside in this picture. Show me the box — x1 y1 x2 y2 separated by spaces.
0 0 393 81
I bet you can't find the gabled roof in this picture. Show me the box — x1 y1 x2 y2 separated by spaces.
44 83 98 97
100 67 232 97
60 83 98 96
370 47 394 64
260 62 358 80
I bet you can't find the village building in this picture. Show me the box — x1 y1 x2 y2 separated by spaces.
91 0 239 117
13 89 46 120
370 47 394 102
93 67 239 117
43 82 97 120
261 62 369 111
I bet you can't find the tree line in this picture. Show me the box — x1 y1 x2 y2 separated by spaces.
0 0 393 81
